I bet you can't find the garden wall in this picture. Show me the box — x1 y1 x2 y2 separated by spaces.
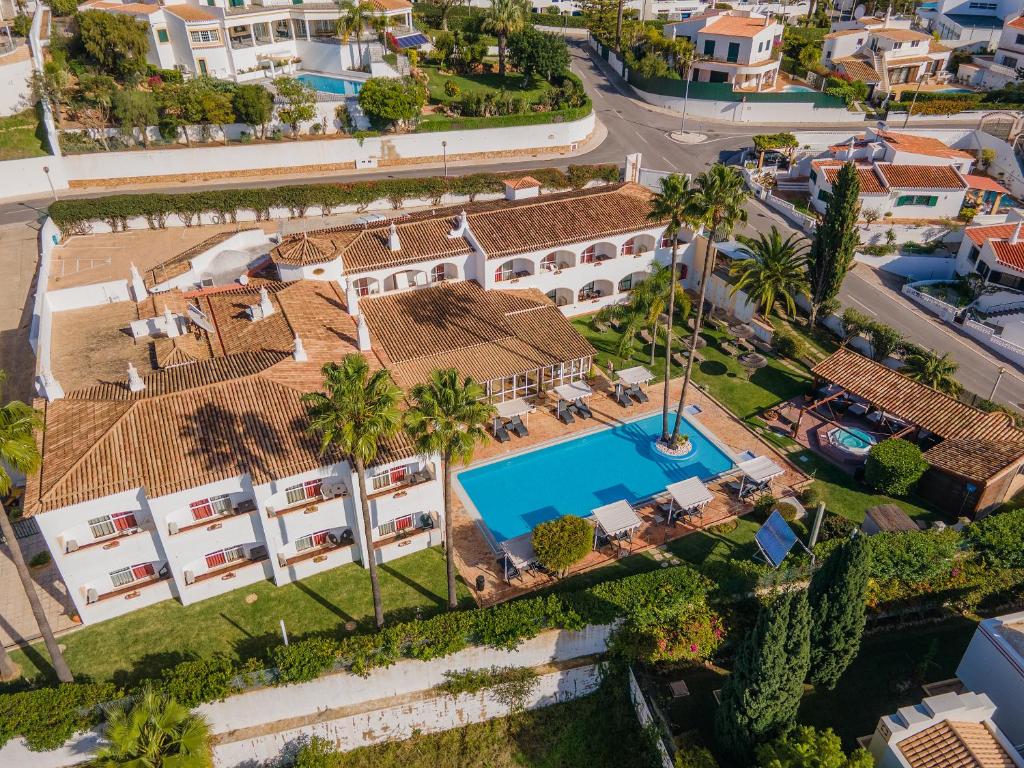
856 253 957 280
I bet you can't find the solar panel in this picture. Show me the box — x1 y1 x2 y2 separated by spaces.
755 510 799 569
396 34 428 49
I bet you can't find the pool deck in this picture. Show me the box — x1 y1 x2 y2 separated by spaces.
452 372 809 606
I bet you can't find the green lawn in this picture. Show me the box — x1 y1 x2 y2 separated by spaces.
0 108 50 161
420 64 551 104
11 547 470 686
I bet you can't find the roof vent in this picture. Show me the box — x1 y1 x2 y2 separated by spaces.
388 221 401 252
293 334 308 362
356 314 371 351
503 176 541 201
449 210 469 239
163 306 180 338
127 362 145 392
248 287 275 321
129 262 147 302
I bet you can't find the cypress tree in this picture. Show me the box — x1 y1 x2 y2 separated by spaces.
807 161 861 328
715 591 810 762
808 535 870 690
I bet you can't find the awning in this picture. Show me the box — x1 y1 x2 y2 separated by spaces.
495 398 531 419
965 174 1009 194
554 381 593 402
737 456 784 484
590 500 643 537
666 477 714 510
616 366 655 387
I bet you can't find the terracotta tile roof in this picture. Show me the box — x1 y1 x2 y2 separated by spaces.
930 40 953 53
822 163 888 194
875 163 967 190
878 131 974 160
835 56 882 82
704 15 778 37
370 0 412 10
990 239 1024 272
964 174 1009 194
164 5 217 22
925 438 1024 483
828 134 868 152
83 1 162 14
966 223 1018 246
875 27 932 42
361 280 595 389
503 176 541 189
897 721 1017 768
812 348 1024 450
1008 16 1024 30
144 229 256 289
824 29 865 39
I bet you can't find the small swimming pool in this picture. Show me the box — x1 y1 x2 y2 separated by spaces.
296 73 363 96
781 85 815 93
827 426 876 456
456 413 735 543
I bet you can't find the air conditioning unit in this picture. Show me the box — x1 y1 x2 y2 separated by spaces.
265 505 276 516
184 570 195 585
86 587 98 604
249 544 268 560
321 480 348 500
168 521 179 535
277 553 288 568
65 539 79 553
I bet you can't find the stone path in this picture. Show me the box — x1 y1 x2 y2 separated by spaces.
0 532 77 648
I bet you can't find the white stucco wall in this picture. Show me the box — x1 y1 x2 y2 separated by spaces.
0 49 33 116
626 84 864 124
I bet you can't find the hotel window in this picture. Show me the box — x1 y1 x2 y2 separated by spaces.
157 28 169 43
809 169 817 183
540 252 558 271
189 494 233 521
895 195 938 207
968 1 997 9
430 264 450 282
1001 56 1019 68
88 511 138 539
353 277 378 296
968 246 980 263
110 562 155 589
378 514 414 538
493 261 515 282
284 479 323 505
892 42 903 49
295 529 330 552
205 545 245 569
620 238 636 256
190 29 220 44
293 18 307 37
817 189 831 202
659 233 674 249
371 463 413 492
726 42 739 63
1017 34 1024 45
580 244 597 263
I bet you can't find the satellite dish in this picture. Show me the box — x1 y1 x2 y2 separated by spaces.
853 3 866 18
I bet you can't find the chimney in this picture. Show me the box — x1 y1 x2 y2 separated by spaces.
293 334 307 362
259 287 274 318
163 306 180 338
129 262 147 302
1012 221 1022 245
449 210 469 239
127 362 145 392
38 368 64 401
387 221 401 252
346 281 360 316
503 177 541 201
356 314 371 351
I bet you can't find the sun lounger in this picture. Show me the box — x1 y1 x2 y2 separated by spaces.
613 383 633 408
626 384 649 404
509 415 529 438
574 398 593 419
494 423 511 442
557 401 575 424
640 329 654 345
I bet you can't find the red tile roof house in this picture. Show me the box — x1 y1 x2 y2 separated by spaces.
27 181 691 627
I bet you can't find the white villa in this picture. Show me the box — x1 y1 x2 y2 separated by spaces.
917 0 1024 51
78 0 421 81
663 10 783 91
957 14 1024 89
27 179 693 626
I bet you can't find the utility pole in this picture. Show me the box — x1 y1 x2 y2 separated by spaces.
990 365 1006 401
902 76 925 129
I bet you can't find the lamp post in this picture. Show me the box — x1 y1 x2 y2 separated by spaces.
902 76 925 129
442 140 448 179
990 365 1006 401
42 165 58 202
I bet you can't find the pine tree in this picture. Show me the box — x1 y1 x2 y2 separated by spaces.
808 535 870 690
715 591 810 762
807 161 860 328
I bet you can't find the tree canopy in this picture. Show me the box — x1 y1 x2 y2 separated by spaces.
807 161 860 327
358 77 428 129
756 726 873 768
532 515 592 576
508 27 571 81
75 10 150 80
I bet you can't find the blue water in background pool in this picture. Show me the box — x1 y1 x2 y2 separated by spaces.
296 73 363 96
457 413 734 543
830 426 876 452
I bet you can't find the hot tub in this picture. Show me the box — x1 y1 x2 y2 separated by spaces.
826 426 877 457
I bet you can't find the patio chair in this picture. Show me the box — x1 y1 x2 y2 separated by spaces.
626 384 649 403
498 554 520 582
640 329 654 345
574 398 594 419
557 400 575 424
613 383 633 408
494 422 511 442
509 415 529 438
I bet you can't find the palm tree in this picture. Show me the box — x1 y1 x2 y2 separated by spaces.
729 227 809 318
338 0 374 71
303 355 402 629
0 371 73 683
647 173 698 443
669 164 749 447
902 351 962 396
483 0 528 77
598 263 686 364
405 369 494 609
92 685 211 768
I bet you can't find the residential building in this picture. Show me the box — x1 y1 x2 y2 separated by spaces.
29 180 683 626
808 159 969 218
868 691 1024 768
956 14 1024 89
78 0 420 81
917 0 1023 51
664 10 783 91
957 611 1024 750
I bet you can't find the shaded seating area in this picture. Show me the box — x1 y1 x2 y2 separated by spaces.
493 398 532 441
613 366 653 408
498 532 541 582
727 455 785 500
590 500 643 554
663 477 715 527
554 381 594 423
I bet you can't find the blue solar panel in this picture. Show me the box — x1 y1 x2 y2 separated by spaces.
756 510 799 569
396 34 428 49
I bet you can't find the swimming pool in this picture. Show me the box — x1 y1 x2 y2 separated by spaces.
826 426 876 456
781 85 815 93
456 413 735 543
296 73 363 96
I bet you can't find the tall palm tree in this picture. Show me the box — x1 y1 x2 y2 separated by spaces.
647 173 698 443
92 685 211 768
483 0 527 77
303 355 402 629
729 226 810 318
669 164 748 447
0 371 73 683
598 263 688 364
338 0 374 71
902 351 962 396
405 369 494 609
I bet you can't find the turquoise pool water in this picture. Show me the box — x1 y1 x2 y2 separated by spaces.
829 426 876 452
296 73 363 96
782 85 815 93
457 413 735 543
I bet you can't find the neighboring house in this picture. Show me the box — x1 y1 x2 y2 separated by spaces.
823 15 953 97
957 14 1024 88
78 0 420 81
28 180 686 627
868 691 1024 768
809 159 968 218
664 10 783 91
827 126 977 173
917 0 1023 51
957 610 1024 750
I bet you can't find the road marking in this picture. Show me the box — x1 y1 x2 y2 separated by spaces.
848 297 878 316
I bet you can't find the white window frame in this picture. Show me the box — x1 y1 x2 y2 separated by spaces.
88 510 138 539
370 463 415 492
285 479 323 505
377 513 414 538
295 529 330 552
189 29 220 45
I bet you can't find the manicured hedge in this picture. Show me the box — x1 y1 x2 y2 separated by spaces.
415 103 592 132
47 164 621 236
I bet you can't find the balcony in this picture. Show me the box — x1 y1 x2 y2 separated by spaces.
371 512 438 550
169 499 258 536
279 536 355 568
63 524 146 555
265 480 349 518
86 570 171 604
186 548 270 585
366 465 435 502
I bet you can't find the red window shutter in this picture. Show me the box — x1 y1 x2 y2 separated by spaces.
191 500 214 520
395 515 413 532
114 512 137 531
390 466 407 484
306 480 322 499
132 563 154 580
206 551 227 568
312 530 329 546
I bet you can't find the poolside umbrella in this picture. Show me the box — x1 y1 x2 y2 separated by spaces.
711 306 730 321
686 334 708 349
739 352 768 370
730 323 756 340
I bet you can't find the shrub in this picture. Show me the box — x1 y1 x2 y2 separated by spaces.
271 637 339 684
864 439 928 495
772 331 800 358
443 78 460 98
753 493 778 522
294 735 339 768
29 551 51 568
799 485 822 509
159 655 243 707
867 529 960 584
49 0 80 16
436 666 539 711
531 515 592 576
818 512 856 542
0 682 119 752
965 507 1024 568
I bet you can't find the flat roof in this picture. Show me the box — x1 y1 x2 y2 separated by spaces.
945 12 1003 29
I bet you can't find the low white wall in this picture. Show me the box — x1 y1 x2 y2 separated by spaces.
0 154 65 201
901 281 960 321
961 316 1024 366
628 668 673 768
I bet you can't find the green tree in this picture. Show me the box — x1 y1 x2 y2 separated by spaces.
71 72 116 150
612 586 724 665
156 81 204 146
868 322 903 362
430 0 464 31
91 685 211 767
647 173 698 443
601 263 690 365
756 725 873 768
405 369 494 609
112 89 158 147
780 589 812 720
29 61 72 127
358 77 427 130
730 226 809 318
531 515 592 576
714 591 810 762
901 350 961 395
670 164 748 447
232 83 274 139
199 88 235 144
274 76 317 138
0 370 73 683
76 10 150 80
752 132 798 169
808 535 870 690
49 0 80 16
808 161 860 328
337 0 374 70
864 439 928 496
508 27 570 81
839 307 870 346
302 355 403 629
483 0 529 77
964 506 1024 568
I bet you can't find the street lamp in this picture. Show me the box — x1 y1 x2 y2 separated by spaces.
902 76 926 129
42 165 58 202
990 365 1006 401
442 140 448 179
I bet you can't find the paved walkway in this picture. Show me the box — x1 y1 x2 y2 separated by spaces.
0 221 41 400
0 532 77 648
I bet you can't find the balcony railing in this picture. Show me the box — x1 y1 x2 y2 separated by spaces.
279 535 355 568
265 480 348 518
169 499 257 535
372 512 438 550
186 548 270 585
366 465 435 501
87 571 171 604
